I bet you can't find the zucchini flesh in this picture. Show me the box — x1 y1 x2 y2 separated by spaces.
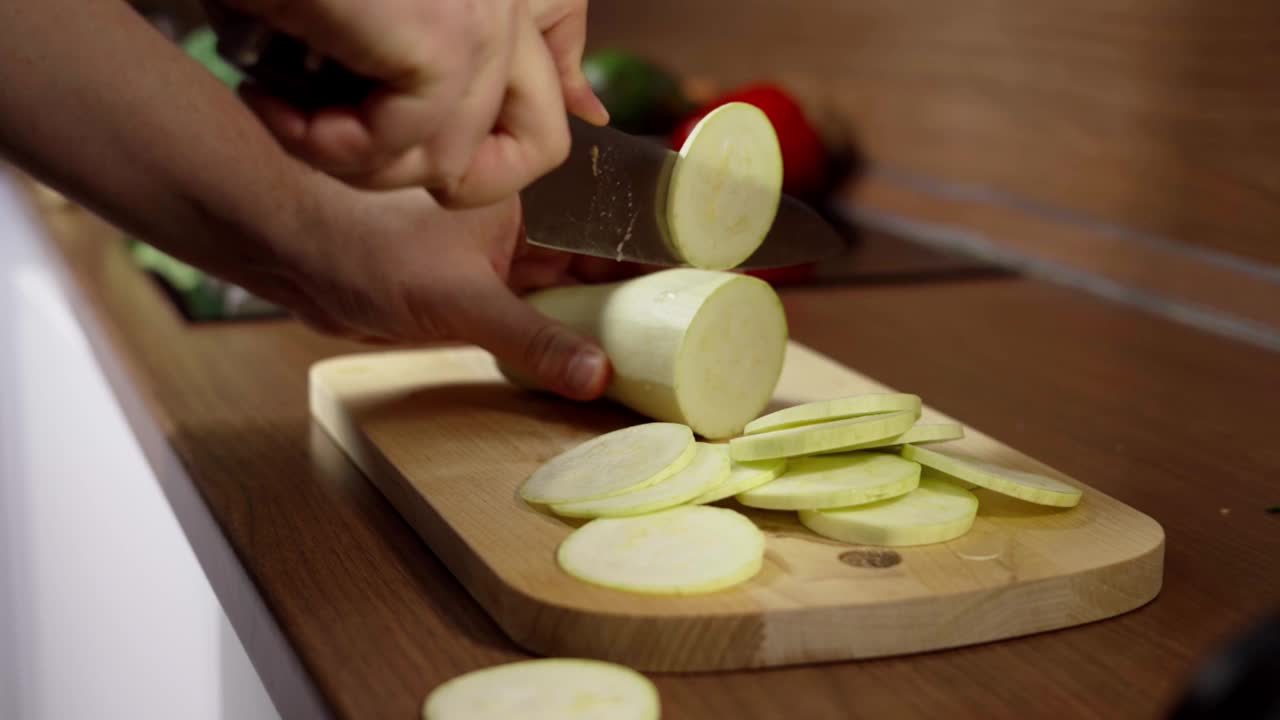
666 102 783 270
557 505 764 595
422 658 660 720
729 410 916 461
745 393 922 435
798 477 978 547
820 422 965 453
689 454 786 505
552 442 730 518
736 452 920 510
901 444 1082 508
525 269 787 439
519 423 694 504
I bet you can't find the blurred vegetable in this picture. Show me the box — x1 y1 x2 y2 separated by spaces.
583 49 691 135
181 26 244 88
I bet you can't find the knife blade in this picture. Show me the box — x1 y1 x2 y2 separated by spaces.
520 117 847 269
209 9 847 268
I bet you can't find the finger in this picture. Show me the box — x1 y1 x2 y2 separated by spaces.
507 254 576 293
445 265 610 401
240 84 308 146
434 8 570 208
293 108 383 175
357 31 513 193
532 0 609 125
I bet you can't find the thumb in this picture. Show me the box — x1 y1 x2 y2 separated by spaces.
448 270 611 401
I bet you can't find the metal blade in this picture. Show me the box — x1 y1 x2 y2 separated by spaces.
737 193 848 270
520 118 847 269
520 118 682 266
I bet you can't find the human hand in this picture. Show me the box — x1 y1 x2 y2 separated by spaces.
213 0 608 207
241 183 612 400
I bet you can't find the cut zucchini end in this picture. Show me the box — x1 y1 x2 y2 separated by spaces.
422 657 660 720
667 102 783 270
674 274 787 439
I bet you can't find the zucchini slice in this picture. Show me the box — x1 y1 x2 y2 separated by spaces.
689 454 786 505
557 505 764 595
737 452 920 510
729 410 916 461
901 444 1082 508
520 423 694 504
822 422 965 453
667 102 783 270
745 393 922 435
552 442 730 518
798 477 979 547
422 658 660 720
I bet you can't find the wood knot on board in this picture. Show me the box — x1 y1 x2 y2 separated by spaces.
839 549 902 569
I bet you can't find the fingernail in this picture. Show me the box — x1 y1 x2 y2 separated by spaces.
591 94 611 126
567 348 607 397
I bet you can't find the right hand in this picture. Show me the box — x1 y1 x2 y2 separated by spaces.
214 0 608 208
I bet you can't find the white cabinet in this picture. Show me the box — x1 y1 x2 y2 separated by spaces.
0 176 279 720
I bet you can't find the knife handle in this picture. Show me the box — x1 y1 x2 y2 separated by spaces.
202 3 380 111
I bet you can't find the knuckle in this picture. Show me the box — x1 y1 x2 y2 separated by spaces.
541 124 572 172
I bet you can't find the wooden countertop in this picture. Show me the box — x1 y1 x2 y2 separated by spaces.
27 188 1280 719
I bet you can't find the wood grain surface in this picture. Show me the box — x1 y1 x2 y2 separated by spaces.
27 192 1280 719
587 1 1280 268
309 343 1163 671
850 177 1280 340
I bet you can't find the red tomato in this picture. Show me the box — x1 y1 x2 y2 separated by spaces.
669 83 828 198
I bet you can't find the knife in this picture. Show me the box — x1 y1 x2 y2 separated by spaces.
209 10 847 268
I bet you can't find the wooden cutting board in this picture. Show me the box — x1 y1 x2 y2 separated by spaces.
309 342 1164 672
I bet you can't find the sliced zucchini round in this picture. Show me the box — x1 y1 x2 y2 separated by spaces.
822 422 965 453
901 444 1082 508
422 657 660 720
689 454 786 505
736 452 920 510
666 102 783 270
557 505 764 595
799 477 979 547
552 442 731 518
745 393 922 435
729 410 916 461
520 423 694 505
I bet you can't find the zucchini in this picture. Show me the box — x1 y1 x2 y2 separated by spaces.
729 410 916 461
736 452 920 511
821 422 965 453
666 102 783 270
901 445 1082 508
689 454 786 505
552 442 730 518
557 506 764 595
423 657 659 720
799 476 979 547
519 423 694 505
745 393 921 435
524 269 787 439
